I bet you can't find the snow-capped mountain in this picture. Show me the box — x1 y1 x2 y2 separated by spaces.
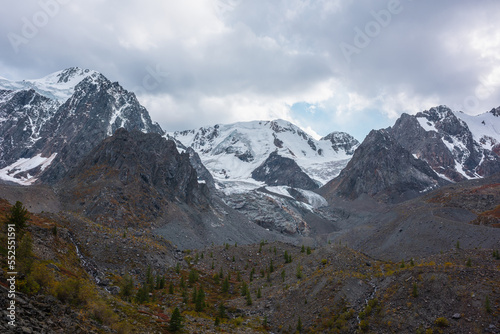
0 67 163 185
0 67 100 103
320 128 448 203
169 119 359 193
392 105 500 182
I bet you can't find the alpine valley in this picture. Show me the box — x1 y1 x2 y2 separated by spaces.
0 68 499 333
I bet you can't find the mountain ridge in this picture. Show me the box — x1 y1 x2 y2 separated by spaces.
0 67 163 185
170 119 360 192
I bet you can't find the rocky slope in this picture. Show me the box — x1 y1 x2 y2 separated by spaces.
55 128 286 249
2 199 497 334
56 128 208 227
321 105 500 204
392 105 500 182
320 129 448 203
0 67 163 185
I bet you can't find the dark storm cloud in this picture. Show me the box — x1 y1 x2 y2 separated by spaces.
1 0 499 139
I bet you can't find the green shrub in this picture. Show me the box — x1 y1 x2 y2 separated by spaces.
434 317 449 327
359 319 369 331
412 283 418 297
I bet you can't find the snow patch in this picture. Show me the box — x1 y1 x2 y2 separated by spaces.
264 186 295 199
0 153 57 185
416 117 438 132
294 188 328 208
454 111 500 149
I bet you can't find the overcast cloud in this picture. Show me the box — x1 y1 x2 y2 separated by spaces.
1 0 500 140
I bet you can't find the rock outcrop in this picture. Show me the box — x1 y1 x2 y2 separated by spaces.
251 151 319 190
57 128 208 227
320 129 447 203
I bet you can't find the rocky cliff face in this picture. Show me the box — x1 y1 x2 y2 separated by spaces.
321 129 447 203
324 105 500 203
251 151 319 190
0 68 164 185
57 128 207 227
320 131 359 155
392 105 500 182
391 112 464 181
0 89 59 168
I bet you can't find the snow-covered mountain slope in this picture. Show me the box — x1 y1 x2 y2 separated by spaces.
0 67 99 103
169 119 359 192
0 67 164 185
391 105 500 182
455 107 500 154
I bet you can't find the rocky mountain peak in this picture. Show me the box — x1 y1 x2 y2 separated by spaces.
416 105 454 122
489 106 500 117
320 129 446 203
392 105 500 181
320 131 360 155
0 68 164 185
57 128 209 226
53 67 97 84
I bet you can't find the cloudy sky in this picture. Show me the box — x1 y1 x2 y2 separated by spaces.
1 0 500 140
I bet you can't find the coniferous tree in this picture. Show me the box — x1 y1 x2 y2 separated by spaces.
146 265 153 287
17 234 34 274
218 303 226 319
296 265 303 279
135 284 150 304
188 269 199 285
192 286 197 304
169 307 183 332
5 201 29 234
120 275 134 301
195 286 205 312
246 289 252 305
241 282 248 296
222 276 230 293
297 316 302 332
